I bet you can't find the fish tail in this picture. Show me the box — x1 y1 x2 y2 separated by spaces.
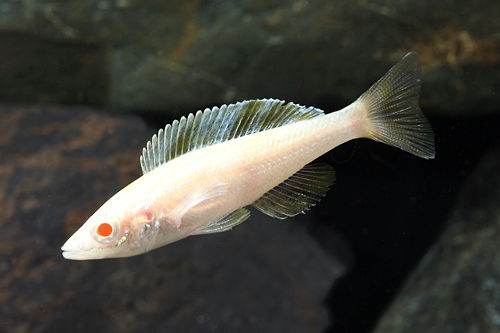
357 52 435 159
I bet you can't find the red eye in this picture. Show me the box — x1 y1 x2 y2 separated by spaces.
97 223 113 237
90 219 121 244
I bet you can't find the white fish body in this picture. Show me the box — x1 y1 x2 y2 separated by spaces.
62 52 435 260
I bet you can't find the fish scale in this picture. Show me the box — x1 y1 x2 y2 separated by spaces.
62 52 435 260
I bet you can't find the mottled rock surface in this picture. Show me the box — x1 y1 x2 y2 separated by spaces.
1 0 499 115
373 149 500 333
0 105 344 333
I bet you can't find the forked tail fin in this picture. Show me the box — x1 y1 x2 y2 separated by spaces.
358 52 435 159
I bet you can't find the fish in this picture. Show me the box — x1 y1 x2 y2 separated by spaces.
61 51 435 260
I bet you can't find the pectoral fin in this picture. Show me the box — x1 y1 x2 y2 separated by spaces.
170 181 230 228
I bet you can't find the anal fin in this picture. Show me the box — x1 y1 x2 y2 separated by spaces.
191 208 251 235
252 163 335 219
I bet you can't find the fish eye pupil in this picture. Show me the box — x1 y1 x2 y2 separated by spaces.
97 223 113 237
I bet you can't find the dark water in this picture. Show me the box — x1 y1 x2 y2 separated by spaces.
320 114 500 332
141 107 500 332
1 1 499 332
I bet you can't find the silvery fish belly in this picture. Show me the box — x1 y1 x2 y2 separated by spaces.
61 52 435 260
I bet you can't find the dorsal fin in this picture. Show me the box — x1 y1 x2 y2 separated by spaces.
252 163 336 219
140 99 324 174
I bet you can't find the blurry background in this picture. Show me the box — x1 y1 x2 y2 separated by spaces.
1 0 499 332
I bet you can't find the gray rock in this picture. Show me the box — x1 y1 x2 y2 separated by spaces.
373 149 500 333
1 1 499 116
0 105 344 333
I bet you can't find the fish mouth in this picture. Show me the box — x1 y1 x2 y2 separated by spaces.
61 234 125 260
61 241 87 260
61 248 78 260
61 243 107 260
61 232 84 260
61 234 103 260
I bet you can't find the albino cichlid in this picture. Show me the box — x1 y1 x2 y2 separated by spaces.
62 52 434 260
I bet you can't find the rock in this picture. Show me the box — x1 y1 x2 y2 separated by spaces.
1 1 499 116
373 149 500 333
0 105 345 333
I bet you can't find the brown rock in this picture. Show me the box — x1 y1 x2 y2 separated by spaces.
1 1 499 116
373 149 500 333
0 105 344 333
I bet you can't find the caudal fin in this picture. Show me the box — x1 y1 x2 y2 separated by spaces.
358 52 435 159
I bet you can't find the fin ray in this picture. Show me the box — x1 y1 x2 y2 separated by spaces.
191 208 251 235
170 181 230 228
359 51 435 159
252 163 336 219
140 99 324 174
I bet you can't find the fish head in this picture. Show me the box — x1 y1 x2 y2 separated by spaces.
61 197 163 260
